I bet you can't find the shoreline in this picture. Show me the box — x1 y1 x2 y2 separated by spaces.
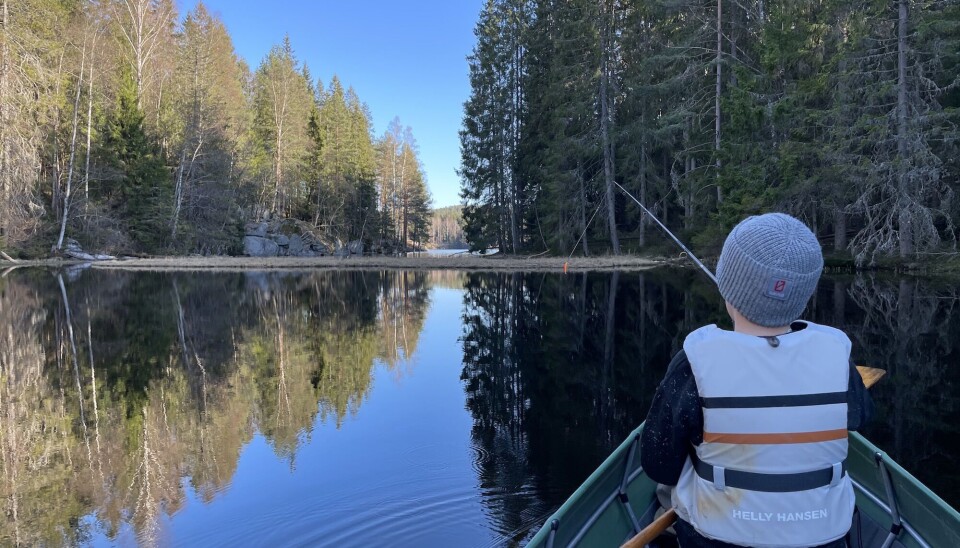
0 254 671 272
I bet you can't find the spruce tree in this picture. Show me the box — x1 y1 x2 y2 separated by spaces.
102 67 172 251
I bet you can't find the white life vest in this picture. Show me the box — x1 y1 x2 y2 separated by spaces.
672 321 856 548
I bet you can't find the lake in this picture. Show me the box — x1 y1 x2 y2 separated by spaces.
0 267 957 546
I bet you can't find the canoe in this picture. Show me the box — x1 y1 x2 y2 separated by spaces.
526 426 960 547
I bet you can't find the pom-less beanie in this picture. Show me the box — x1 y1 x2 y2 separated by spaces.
716 213 823 327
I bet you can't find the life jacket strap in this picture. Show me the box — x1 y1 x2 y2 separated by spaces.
691 453 847 493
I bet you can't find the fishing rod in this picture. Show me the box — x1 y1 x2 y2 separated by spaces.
612 180 718 286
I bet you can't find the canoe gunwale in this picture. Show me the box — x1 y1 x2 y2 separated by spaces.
530 427 659 547
565 466 652 547
852 478 929 548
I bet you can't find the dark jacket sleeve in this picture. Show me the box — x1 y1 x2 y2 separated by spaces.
640 350 703 486
847 359 874 431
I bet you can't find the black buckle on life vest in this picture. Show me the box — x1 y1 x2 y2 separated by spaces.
691 453 848 493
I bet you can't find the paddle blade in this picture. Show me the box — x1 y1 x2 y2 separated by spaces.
856 366 886 389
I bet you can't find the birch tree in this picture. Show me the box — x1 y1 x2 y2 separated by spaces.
169 2 247 252
0 0 68 248
251 37 312 217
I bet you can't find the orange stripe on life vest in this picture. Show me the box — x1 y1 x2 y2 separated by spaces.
703 429 847 445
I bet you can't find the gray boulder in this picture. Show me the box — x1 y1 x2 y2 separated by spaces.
61 239 116 261
64 250 97 261
245 222 268 238
244 236 279 257
347 240 364 255
288 235 304 255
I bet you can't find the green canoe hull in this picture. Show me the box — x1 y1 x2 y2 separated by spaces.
526 425 960 547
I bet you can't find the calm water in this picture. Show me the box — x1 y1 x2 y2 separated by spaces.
0 268 957 546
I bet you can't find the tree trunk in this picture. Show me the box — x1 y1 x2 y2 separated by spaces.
171 147 187 238
83 48 94 213
508 29 519 254
272 130 282 214
834 208 847 252
509 180 519 253
600 1 620 255
579 161 590 257
0 0 8 242
52 53 65 223
663 155 670 226
638 105 648 248
56 49 86 251
399 145 407 250
729 1 738 89
715 0 723 205
897 0 913 258
683 120 695 228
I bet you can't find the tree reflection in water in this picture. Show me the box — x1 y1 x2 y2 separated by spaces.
0 268 956 546
0 269 429 546
460 270 960 544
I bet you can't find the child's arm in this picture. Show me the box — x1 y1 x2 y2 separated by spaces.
640 351 703 486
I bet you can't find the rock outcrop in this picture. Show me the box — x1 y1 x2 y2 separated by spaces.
242 219 348 257
62 239 116 261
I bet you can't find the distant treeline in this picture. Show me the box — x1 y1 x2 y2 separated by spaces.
0 0 431 257
430 205 466 249
460 0 960 264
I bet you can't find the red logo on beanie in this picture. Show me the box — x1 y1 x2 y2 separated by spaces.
767 277 789 300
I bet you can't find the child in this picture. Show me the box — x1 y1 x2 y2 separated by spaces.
640 213 872 548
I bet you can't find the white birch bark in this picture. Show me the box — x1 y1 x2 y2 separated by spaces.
55 46 87 251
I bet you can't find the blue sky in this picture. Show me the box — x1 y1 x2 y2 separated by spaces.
177 0 482 208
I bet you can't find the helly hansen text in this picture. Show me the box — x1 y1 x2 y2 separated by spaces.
732 509 828 521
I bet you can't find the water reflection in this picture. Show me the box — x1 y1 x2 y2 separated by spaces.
829 276 960 502
460 271 960 544
0 268 956 546
0 270 431 546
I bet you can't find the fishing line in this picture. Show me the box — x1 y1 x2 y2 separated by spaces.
569 201 604 259
613 181 718 286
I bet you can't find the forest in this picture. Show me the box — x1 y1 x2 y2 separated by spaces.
0 0 432 257
460 0 960 264
430 205 467 249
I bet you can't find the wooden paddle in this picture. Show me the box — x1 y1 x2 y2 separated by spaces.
856 366 885 390
620 366 886 548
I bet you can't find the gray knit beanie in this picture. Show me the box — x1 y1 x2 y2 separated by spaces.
716 213 823 327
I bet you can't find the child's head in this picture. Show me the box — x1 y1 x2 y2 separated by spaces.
716 213 823 328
